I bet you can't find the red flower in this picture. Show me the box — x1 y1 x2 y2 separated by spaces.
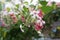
21 16 25 22
38 10 43 18
2 21 6 27
34 23 43 31
12 16 18 23
12 16 16 20
10 13 14 16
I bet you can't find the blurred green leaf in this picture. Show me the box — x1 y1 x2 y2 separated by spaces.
24 2 28 5
41 6 53 14
0 2 2 11
39 1 53 14
15 4 19 9
39 1 47 6
6 7 10 12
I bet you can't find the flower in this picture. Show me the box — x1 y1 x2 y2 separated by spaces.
34 23 43 31
30 9 45 31
56 2 60 7
9 13 18 23
30 10 37 18
38 10 43 18
46 0 52 6
9 13 14 16
21 16 25 22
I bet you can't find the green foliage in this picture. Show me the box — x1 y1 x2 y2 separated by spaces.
0 2 2 11
40 1 53 14
4 27 38 40
15 4 19 9
0 1 57 40
41 6 53 14
43 8 60 27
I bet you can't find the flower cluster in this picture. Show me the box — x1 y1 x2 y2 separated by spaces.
0 0 45 35
30 9 45 31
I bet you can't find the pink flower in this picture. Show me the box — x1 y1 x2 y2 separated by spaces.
0 20 6 27
21 16 25 22
38 10 43 18
34 23 43 31
2 22 6 27
12 17 18 23
56 2 60 6
9 13 14 16
9 13 18 23
46 0 52 6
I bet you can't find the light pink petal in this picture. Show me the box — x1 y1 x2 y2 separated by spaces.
46 0 52 6
56 2 60 6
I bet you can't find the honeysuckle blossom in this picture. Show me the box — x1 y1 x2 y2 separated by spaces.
34 23 43 31
30 9 45 31
56 2 60 7
21 16 25 22
24 0 38 6
11 0 21 4
38 10 43 18
30 10 37 18
9 12 18 23
46 0 52 6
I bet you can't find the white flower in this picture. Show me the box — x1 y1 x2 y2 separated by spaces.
30 10 37 18
36 15 42 20
11 0 21 4
36 10 39 13
9 11 14 14
31 0 38 6
2 10 8 15
40 22 43 26
37 31 41 34
30 10 36 15
28 25 30 27
32 15 36 18
20 24 24 32
42 20 45 24
5 2 14 8
24 0 31 5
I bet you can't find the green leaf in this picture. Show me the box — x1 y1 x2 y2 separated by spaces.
24 2 28 5
41 6 53 14
0 2 2 11
15 4 19 8
38 1 53 14
6 7 10 12
39 1 47 6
